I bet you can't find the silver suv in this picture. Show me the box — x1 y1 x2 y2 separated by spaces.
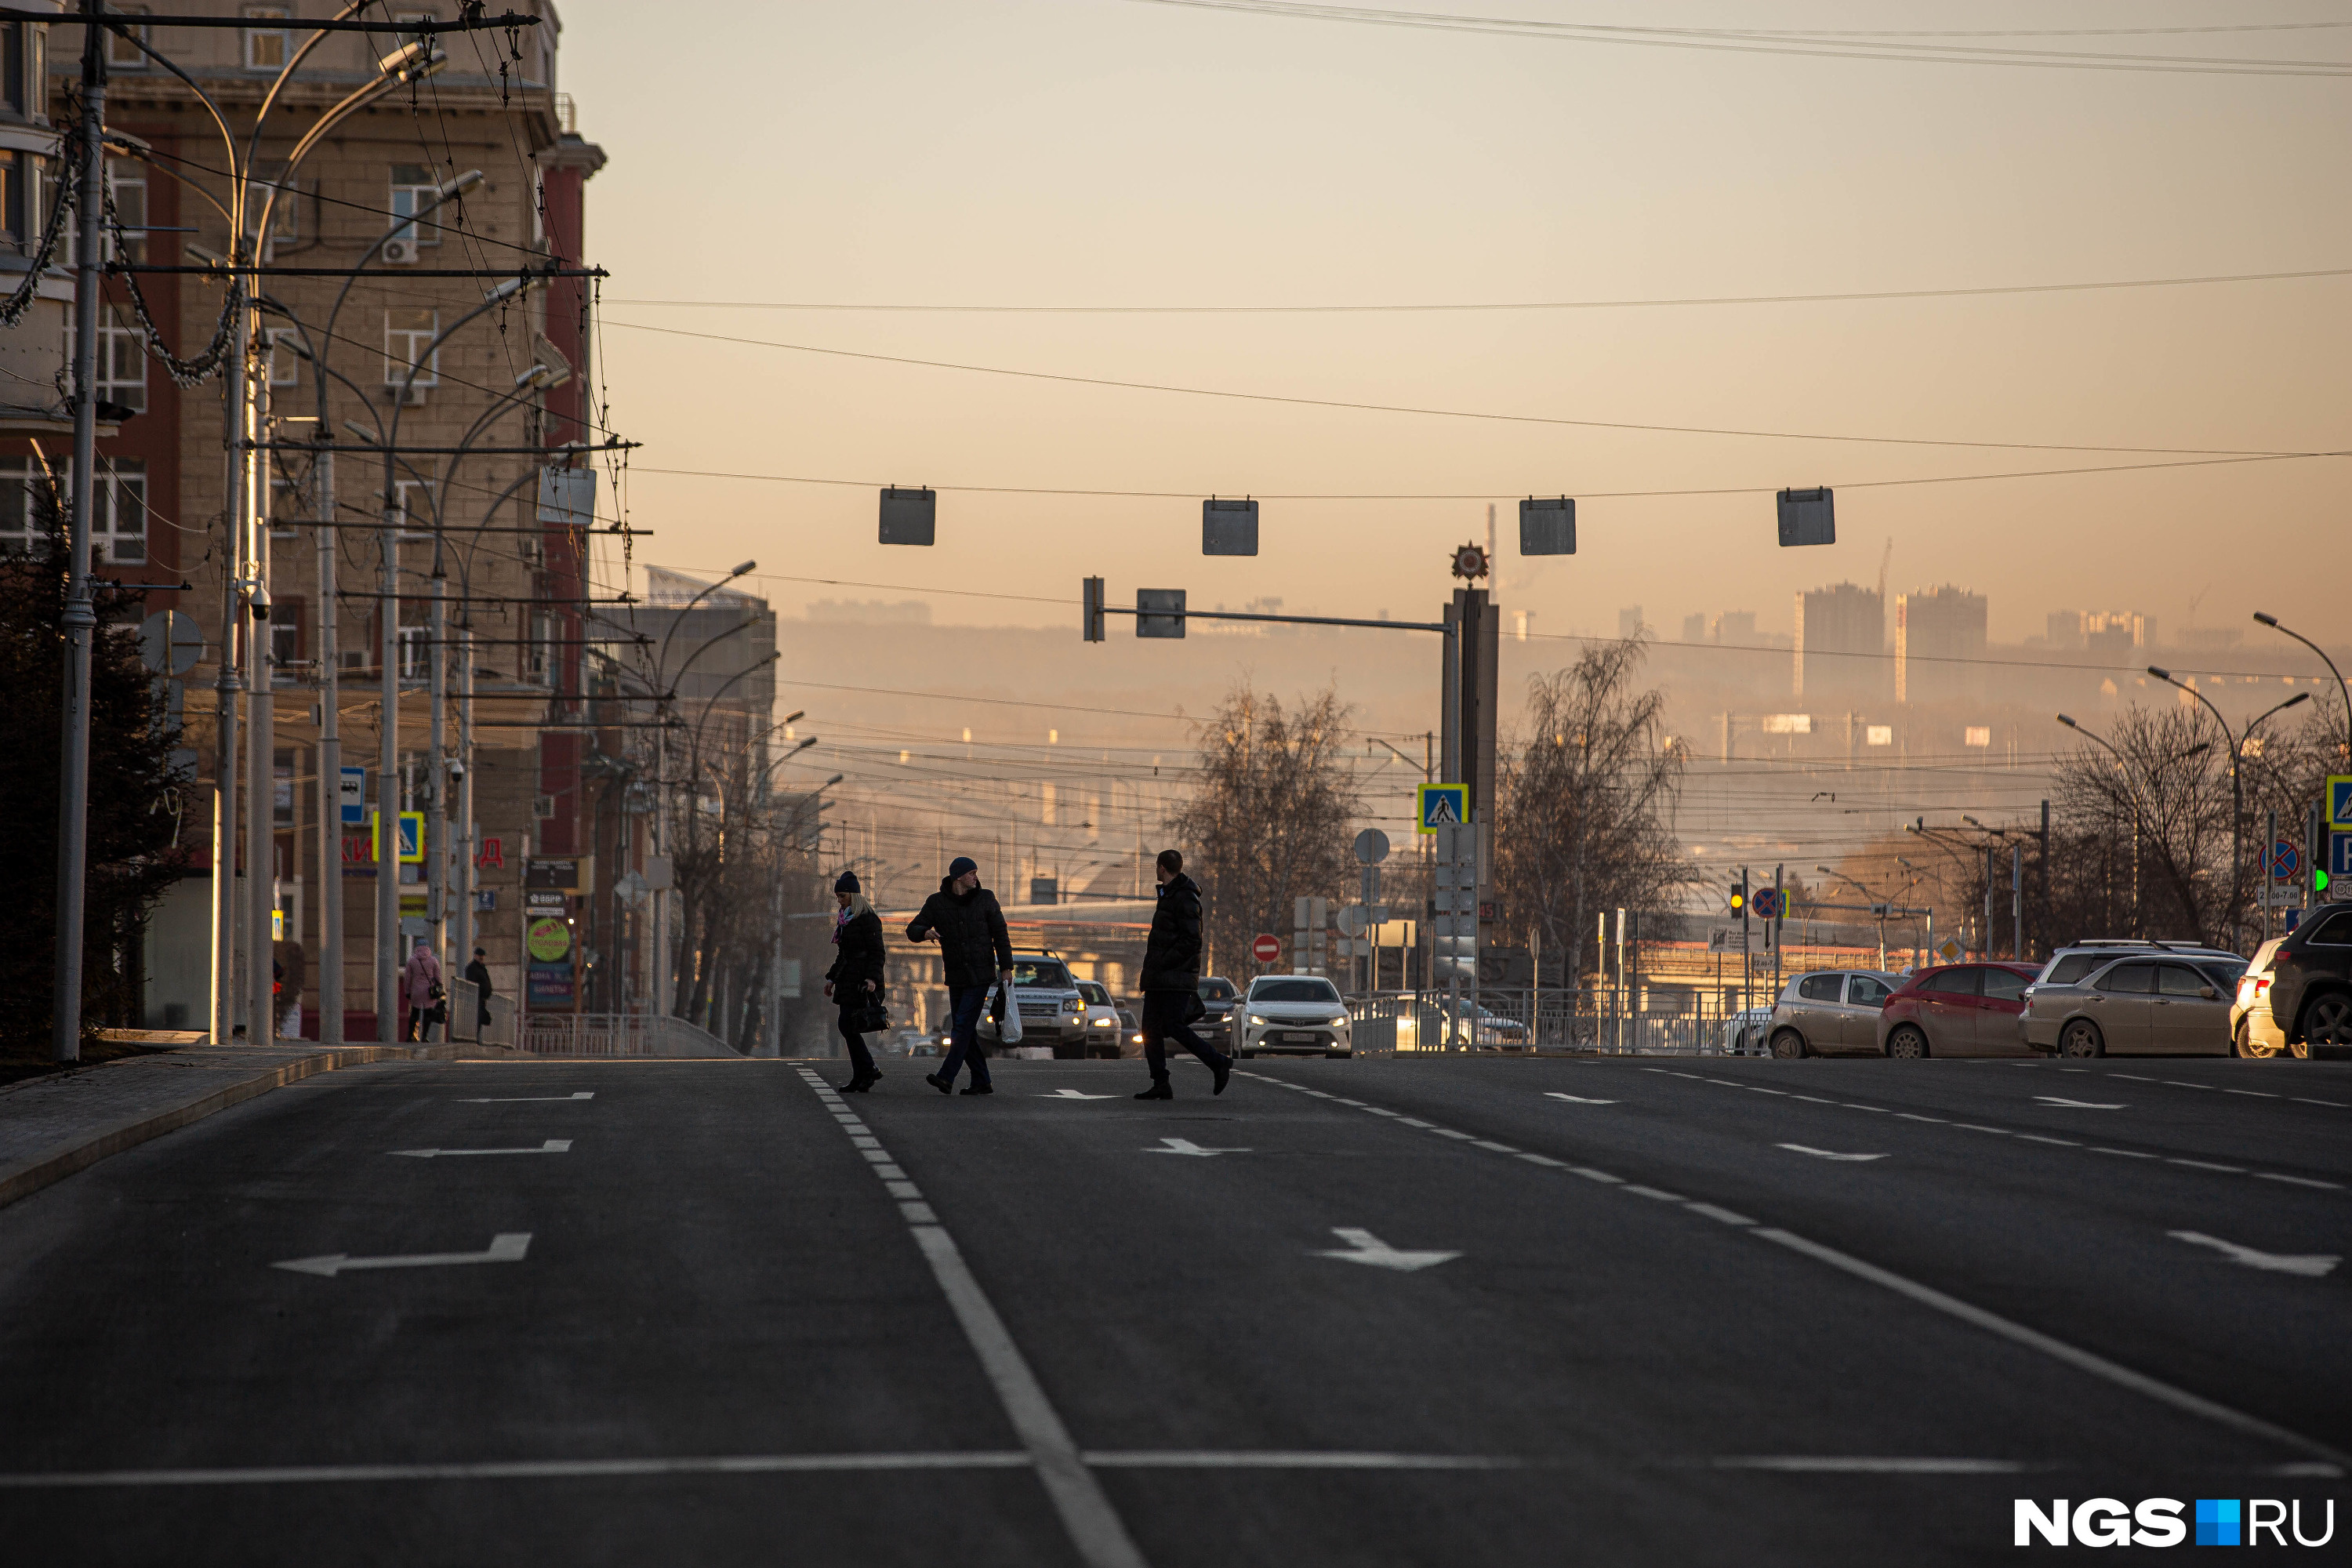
2034 938 2241 989
978 950 1089 1057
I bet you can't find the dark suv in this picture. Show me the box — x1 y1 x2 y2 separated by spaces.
2233 902 2352 1059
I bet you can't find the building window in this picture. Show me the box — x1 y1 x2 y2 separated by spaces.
264 326 302 388
0 458 53 554
393 477 434 534
2 23 47 120
92 456 147 564
242 7 290 71
105 8 153 70
526 609 554 685
383 309 438 389
96 306 147 412
270 598 304 679
246 161 298 249
388 164 439 246
397 624 429 681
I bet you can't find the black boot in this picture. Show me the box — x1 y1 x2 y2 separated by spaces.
835 1075 868 1093
924 1072 953 1095
960 1082 994 1096
1212 1058 1232 1096
1134 1080 1173 1100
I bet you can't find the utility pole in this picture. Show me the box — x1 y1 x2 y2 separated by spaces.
315 435 342 1044
2011 842 2024 961
53 4 107 1061
245 348 273 1042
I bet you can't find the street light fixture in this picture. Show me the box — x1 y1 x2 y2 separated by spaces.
2253 612 2351 757
2146 668 2310 953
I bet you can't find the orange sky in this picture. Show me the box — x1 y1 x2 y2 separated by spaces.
562 0 2350 652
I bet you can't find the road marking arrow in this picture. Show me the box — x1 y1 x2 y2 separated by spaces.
453 1092 595 1102
1777 1144 1886 1162
2169 1231 2341 1278
1313 1227 1460 1272
1145 1138 1250 1156
390 1139 572 1159
2034 1097 2125 1109
1545 1092 1618 1105
1040 1089 1118 1100
272 1232 532 1278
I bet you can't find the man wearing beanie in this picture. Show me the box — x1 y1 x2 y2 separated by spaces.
906 855 1013 1096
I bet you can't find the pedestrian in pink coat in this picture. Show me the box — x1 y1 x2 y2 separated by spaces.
403 938 442 1043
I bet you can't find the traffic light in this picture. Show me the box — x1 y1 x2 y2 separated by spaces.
1081 576 1105 642
1729 883 1745 915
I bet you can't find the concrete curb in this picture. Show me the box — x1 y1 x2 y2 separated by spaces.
0 1043 461 1213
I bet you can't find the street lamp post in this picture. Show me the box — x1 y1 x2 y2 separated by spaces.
2148 669 2310 953
2253 613 2351 760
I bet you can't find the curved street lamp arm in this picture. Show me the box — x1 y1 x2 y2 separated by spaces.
246 1 380 183
2256 613 2352 755
102 27 238 212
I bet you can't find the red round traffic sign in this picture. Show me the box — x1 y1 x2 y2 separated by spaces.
1251 934 1282 964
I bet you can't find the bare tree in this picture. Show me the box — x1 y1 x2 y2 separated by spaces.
1163 684 1359 975
1493 639 1691 985
2052 705 2243 947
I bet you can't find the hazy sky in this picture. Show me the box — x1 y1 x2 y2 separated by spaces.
560 1 2350 650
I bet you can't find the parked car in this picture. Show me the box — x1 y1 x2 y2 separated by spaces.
2021 951 2246 1057
1877 961 2043 1057
1232 975 1354 1058
2233 903 2352 1059
978 950 1090 1058
1720 1007 1773 1054
1766 970 1900 1058
1197 976 1240 1033
1074 980 1127 1059
2035 938 2243 989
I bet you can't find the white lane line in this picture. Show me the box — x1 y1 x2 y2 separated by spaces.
1685 1203 1756 1226
1841 1105 1891 1113
2296 1098 2348 1108
2168 1159 2245 1173
0 1452 1039 1487
2160 1080 2209 1091
797 1072 1146 1568
453 1092 595 1102
2089 1148 2156 1159
1712 1457 2024 1475
273 1233 531 1278
1545 1093 1618 1105
1516 1152 1565 1168
1895 1114 1948 1124
2108 1073 2154 1082
2254 1172 2343 1190
2225 1090 2278 1099
389 1140 571 1159
1621 1185 1685 1202
1788 1095 1836 1104
2033 1098 2124 1110
1145 1138 1249 1156
2169 1232 2340 1278
1567 1167 1624 1184
1041 1090 1120 1101
2012 1135 2080 1148
1951 1124 2011 1134
1432 1129 1475 1142
1751 1228 2350 1469
1083 1451 1518 1470
1777 1145 1886 1163
1471 1141 1520 1153
1395 1118 1434 1129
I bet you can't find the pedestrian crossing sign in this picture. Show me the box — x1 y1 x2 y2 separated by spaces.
1417 782 1469 833
2328 775 2352 831
372 810 426 865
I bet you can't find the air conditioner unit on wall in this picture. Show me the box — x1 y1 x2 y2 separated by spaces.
382 238 417 264
533 793 556 819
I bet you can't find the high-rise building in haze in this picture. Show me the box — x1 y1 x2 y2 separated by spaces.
1619 605 1646 640
2046 609 2085 650
1712 610 1759 646
1682 612 1708 644
1895 586 1988 704
1793 583 1884 702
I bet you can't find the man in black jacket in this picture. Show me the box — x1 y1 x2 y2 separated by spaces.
464 947 494 1038
906 855 1013 1096
1135 849 1232 1099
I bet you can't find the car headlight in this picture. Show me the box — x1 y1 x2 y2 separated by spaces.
1247 1014 1268 1025
1091 1017 1112 1027
1062 999 1083 1013
1327 1016 1349 1027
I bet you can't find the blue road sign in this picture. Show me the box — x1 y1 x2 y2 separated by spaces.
339 767 367 826
2270 840 2300 879
2332 831 2352 879
1417 782 1469 833
2330 775 2352 831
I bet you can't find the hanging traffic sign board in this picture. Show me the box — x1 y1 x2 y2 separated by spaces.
2329 776 2352 831
1251 933 1282 964
1416 782 1468 833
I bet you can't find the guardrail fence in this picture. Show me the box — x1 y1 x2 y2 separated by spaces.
1345 989 1770 1055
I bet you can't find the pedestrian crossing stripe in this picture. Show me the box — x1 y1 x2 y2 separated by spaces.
1417 782 1469 833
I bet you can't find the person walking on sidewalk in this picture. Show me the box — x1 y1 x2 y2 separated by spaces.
1135 849 1232 1099
906 855 1011 1097
403 938 441 1044
465 947 495 1036
826 870 887 1093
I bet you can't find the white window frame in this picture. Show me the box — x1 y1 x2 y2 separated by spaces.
392 477 436 535
242 7 290 72
383 308 439 389
104 7 153 70
96 305 147 412
264 325 301 388
387 165 440 248
0 457 45 555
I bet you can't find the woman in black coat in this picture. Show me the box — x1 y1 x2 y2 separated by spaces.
825 870 887 1091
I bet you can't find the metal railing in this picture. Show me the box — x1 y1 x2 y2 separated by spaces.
1346 989 1771 1056
516 1012 740 1058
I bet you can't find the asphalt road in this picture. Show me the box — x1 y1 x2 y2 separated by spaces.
0 1050 2345 1564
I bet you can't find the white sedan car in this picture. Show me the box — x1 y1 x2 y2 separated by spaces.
1231 975 1354 1058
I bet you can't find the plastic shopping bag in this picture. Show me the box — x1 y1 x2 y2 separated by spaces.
997 983 1023 1044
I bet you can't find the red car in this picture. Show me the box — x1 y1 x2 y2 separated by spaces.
1876 961 2045 1058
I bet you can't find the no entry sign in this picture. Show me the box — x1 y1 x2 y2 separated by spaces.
1251 933 1282 964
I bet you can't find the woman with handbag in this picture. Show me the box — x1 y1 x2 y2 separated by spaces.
825 870 887 1092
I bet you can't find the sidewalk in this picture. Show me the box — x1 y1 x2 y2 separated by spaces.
0 1040 458 1210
